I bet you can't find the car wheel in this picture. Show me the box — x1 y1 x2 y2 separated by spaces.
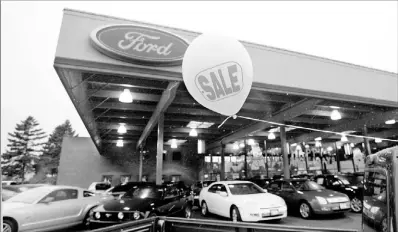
230 206 242 222
3 219 17 232
381 217 388 232
201 201 209 217
350 197 362 213
299 202 312 219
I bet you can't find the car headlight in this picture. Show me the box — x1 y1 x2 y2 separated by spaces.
370 207 380 214
95 212 101 219
316 196 328 205
118 212 124 219
133 211 140 220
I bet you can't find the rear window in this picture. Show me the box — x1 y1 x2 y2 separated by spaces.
95 183 111 190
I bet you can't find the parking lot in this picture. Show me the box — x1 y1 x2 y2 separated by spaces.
54 208 362 232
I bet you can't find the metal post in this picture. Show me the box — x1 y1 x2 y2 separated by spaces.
156 113 164 185
334 142 341 173
280 126 290 179
363 125 372 157
220 144 226 181
244 139 248 178
139 147 143 181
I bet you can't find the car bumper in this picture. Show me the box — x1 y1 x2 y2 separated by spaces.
312 201 351 215
87 219 122 228
240 206 288 222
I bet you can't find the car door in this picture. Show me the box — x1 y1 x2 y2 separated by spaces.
206 184 221 213
212 184 230 217
280 182 296 206
158 187 180 216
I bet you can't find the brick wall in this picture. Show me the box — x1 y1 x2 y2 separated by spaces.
57 137 202 188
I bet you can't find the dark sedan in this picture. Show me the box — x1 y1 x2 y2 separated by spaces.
313 174 363 213
101 182 155 200
192 181 215 206
88 184 192 228
267 179 351 219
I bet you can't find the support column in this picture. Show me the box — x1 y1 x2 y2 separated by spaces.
244 139 248 178
156 113 164 185
209 154 213 180
220 144 226 181
139 147 143 181
363 125 372 157
280 126 290 179
334 142 341 173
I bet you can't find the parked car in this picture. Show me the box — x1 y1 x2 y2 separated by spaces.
88 182 112 194
291 174 314 180
199 181 287 222
101 182 154 200
164 181 191 197
2 185 101 232
267 179 351 219
313 174 363 213
2 184 47 201
88 184 192 228
192 181 215 206
2 181 18 186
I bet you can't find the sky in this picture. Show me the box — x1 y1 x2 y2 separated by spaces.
1 1 397 153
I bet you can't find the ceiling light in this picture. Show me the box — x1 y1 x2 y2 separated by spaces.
315 137 322 141
268 132 276 140
327 146 333 152
233 143 239 150
330 106 340 109
163 150 167 154
385 119 396 125
331 109 342 120
239 143 245 148
117 124 127 134
116 140 124 147
305 145 310 148
375 138 382 143
189 128 198 137
315 141 322 147
291 143 297 147
248 139 255 146
171 139 178 149
350 143 355 148
341 134 348 142
187 121 214 129
119 89 133 103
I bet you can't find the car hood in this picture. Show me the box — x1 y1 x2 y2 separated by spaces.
2 202 30 211
300 189 348 199
96 198 155 212
231 193 285 207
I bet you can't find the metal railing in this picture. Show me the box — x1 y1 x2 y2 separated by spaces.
89 217 359 232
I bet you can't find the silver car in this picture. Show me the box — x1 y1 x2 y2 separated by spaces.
2 185 101 232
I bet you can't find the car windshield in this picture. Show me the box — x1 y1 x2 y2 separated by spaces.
292 180 325 191
123 186 162 199
7 187 51 204
227 183 264 195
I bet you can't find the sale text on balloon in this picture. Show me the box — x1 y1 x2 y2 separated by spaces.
195 62 244 102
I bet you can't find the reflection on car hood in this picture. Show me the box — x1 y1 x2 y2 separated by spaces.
231 193 285 207
3 202 29 211
301 189 348 199
97 198 156 212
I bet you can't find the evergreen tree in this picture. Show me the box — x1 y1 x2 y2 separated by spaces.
1 116 47 181
41 120 77 175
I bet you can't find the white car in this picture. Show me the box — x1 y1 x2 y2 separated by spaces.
2 185 102 232
88 182 112 194
199 181 287 222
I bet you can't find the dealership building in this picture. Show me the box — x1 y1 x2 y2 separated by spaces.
54 9 398 188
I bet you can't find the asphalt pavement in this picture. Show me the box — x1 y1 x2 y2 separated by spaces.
53 208 362 232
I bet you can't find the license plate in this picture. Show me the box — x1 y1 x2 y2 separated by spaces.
271 209 279 215
340 203 350 209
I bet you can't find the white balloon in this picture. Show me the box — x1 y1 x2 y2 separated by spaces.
182 34 253 116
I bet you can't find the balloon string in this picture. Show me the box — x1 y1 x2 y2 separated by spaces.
234 115 398 143
218 116 232 129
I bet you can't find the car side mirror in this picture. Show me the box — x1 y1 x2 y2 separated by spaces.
218 191 228 197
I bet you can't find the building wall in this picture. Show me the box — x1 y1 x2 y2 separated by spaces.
57 137 201 188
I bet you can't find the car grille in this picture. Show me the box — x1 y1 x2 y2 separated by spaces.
97 212 139 222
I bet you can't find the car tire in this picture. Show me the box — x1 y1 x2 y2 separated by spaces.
3 219 17 232
230 206 242 222
350 197 362 213
299 201 313 219
201 201 209 217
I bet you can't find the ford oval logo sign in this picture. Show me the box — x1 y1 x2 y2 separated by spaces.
90 24 189 66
